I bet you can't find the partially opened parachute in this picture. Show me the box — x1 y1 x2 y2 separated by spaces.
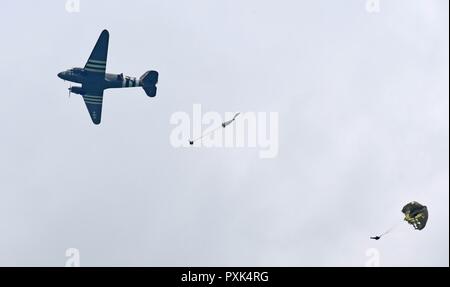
371 201 428 240
402 201 428 230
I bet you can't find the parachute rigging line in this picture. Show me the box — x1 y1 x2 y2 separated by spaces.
189 113 240 145
189 125 223 145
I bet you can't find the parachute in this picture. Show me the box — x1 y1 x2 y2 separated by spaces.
371 201 428 240
402 201 428 231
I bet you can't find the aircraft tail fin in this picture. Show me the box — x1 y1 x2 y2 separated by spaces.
140 70 158 97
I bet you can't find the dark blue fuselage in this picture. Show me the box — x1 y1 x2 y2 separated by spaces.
58 68 141 92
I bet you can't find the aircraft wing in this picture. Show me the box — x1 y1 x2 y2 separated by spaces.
81 88 104 125
81 30 109 124
84 30 109 75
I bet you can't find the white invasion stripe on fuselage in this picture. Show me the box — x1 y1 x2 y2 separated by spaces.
122 76 137 87
119 75 139 87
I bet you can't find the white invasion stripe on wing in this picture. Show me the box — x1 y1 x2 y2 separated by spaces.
85 67 105 73
84 94 103 105
86 63 106 69
84 95 102 98
88 59 107 64
84 97 102 102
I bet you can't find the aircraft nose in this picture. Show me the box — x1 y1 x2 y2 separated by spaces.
57 72 65 79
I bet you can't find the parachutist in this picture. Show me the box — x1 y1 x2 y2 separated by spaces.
189 141 194 145
221 112 240 128
370 236 381 240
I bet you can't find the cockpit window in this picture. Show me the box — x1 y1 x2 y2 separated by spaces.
70 68 85 75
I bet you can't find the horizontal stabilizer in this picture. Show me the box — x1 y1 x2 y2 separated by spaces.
140 71 158 97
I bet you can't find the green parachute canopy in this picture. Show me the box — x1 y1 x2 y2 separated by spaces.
402 201 428 230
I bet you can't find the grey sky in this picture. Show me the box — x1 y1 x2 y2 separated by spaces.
0 0 448 266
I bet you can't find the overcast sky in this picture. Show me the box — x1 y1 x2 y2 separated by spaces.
0 0 448 266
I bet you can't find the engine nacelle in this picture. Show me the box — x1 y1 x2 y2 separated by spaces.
69 86 85 95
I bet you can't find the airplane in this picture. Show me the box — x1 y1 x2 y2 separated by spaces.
57 29 159 124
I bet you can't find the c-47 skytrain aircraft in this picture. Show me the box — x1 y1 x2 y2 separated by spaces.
57 30 159 124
